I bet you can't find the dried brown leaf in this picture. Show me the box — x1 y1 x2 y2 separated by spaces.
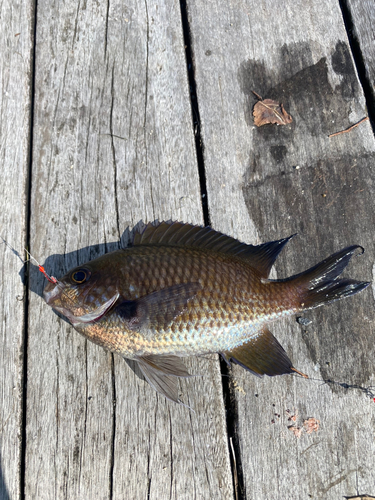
253 97 292 127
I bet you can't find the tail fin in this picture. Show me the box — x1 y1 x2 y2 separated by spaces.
291 246 370 310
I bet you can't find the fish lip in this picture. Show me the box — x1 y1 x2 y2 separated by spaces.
43 279 119 326
70 292 120 326
43 282 63 305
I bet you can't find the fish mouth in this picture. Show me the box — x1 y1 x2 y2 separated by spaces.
44 281 119 326
43 281 64 306
43 279 119 326
43 281 73 321
69 293 120 325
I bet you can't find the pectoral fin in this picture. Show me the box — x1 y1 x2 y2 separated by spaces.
135 354 192 404
223 326 303 377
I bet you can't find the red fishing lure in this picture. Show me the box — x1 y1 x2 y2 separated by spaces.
24 249 58 284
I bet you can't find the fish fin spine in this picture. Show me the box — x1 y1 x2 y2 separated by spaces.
224 326 296 377
132 221 294 278
134 354 194 408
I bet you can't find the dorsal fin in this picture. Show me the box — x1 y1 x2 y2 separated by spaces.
132 221 294 278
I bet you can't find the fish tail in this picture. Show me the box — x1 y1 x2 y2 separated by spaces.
291 246 370 310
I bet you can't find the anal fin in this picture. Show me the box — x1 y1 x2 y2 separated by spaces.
224 326 300 377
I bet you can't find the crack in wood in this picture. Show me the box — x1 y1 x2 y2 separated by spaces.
321 378 375 400
109 62 120 237
339 0 375 132
219 358 245 500
179 0 210 226
104 0 110 57
322 468 359 495
109 353 116 499
168 410 173 500
20 1 39 495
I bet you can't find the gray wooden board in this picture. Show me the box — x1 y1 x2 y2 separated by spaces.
26 1 232 499
187 0 375 498
348 0 375 102
0 1 34 499
4 0 375 498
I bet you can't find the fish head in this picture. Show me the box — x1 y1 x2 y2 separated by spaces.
43 252 121 326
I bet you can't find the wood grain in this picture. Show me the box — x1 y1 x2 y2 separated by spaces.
26 0 232 499
186 0 375 498
347 0 375 103
0 1 34 499
3 0 375 498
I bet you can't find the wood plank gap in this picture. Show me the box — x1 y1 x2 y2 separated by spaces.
109 353 116 500
180 4 242 494
219 358 246 500
20 2 39 499
339 0 375 132
179 0 210 226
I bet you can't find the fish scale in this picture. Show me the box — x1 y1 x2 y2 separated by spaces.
43 221 370 404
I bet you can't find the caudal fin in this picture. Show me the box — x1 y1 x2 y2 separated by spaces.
292 246 370 310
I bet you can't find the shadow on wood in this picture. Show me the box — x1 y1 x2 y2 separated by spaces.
0 448 10 500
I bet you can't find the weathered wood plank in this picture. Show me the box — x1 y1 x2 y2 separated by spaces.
27 1 233 499
0 1 34 498
347 0 375 102
187 0 375 498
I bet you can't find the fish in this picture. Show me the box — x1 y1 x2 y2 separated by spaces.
43 221 370 404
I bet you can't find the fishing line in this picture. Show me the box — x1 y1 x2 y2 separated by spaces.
23 249 58 284
308 376 375 401
1 237 69 298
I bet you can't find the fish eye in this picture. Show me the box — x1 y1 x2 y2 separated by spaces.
71 269 91 284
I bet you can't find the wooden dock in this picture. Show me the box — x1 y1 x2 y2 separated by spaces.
1 0 375 498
